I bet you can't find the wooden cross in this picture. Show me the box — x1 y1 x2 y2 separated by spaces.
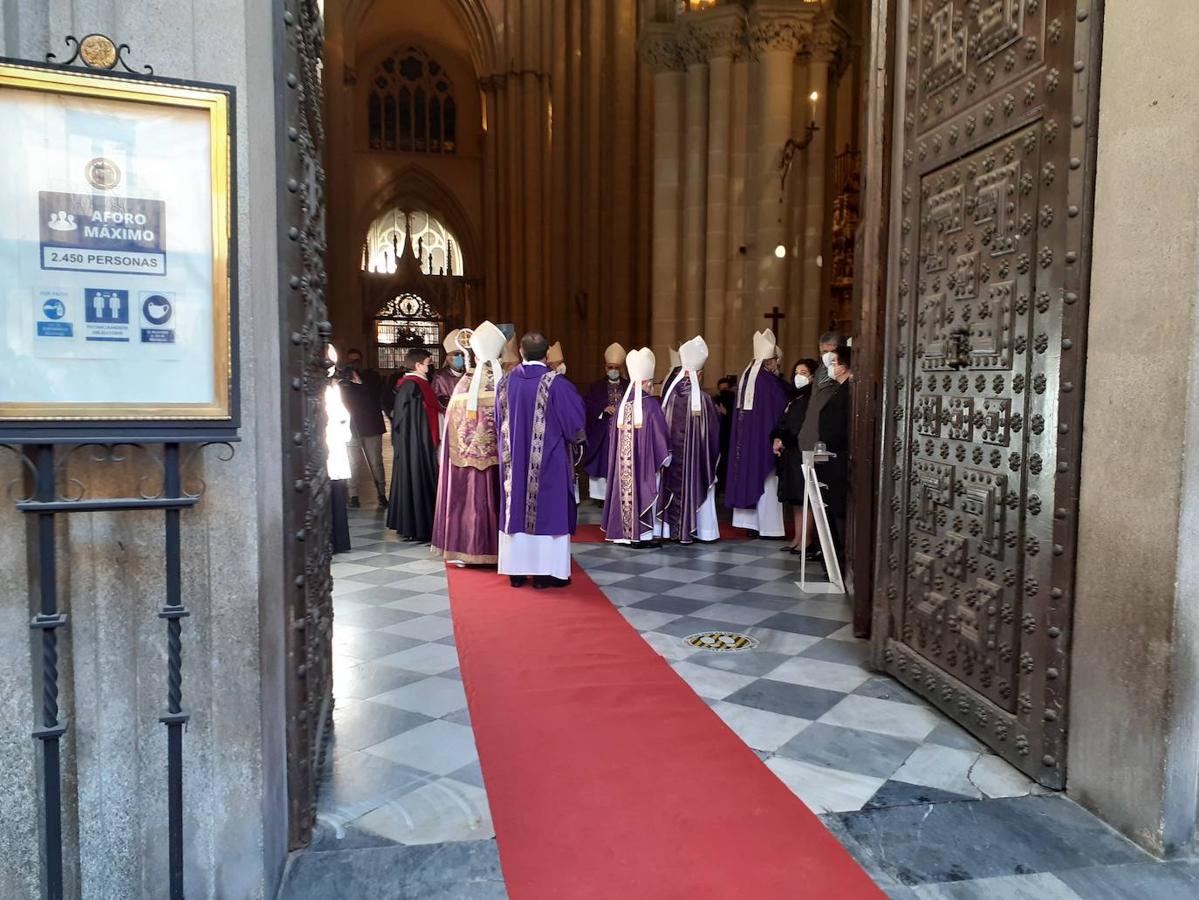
764 306 786 333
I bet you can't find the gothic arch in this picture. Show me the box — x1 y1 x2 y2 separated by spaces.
355 165 481 280
341 0 497 76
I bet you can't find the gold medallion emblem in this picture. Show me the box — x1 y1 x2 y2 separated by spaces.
85 158 122 191
78 34 119 70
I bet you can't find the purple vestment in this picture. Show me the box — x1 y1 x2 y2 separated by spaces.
725 367 788 509
497 364 587 536
659 377 721 543
582 377 629 478
432 370 501 564
432 366 462 412
601 395 670 541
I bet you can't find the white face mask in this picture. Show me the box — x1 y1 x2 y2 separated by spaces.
794 374 810 389
607 370 621 382
828 364 841 381
821 351 836 370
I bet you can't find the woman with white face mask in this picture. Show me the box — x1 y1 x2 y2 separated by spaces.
770 358 820 552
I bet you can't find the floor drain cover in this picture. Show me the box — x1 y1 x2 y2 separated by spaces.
684 632 758 652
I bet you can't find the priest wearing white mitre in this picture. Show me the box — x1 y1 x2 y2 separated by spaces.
496 331 587 589
659 336 722 544
725 329 788 537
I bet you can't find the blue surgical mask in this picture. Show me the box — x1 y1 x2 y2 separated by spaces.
450 355 465 371
607 370 621 382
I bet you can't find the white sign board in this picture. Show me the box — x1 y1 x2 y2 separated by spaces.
0 61 234 427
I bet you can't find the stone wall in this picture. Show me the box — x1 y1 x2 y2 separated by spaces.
0 1 289 897
1071 0 1199 857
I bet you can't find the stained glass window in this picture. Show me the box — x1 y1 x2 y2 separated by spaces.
368 46 456 154
362 207 465 276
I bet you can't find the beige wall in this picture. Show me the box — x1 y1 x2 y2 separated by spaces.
1070 0 1199 856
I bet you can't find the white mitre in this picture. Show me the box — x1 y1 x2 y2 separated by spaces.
753 329 777 361
443 328 462 355
742 329 777 411
604 342 627 366
621 347 657 427
674 335 710 413
467 320 506 413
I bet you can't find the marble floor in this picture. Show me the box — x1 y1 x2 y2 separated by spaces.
277 505 1199 899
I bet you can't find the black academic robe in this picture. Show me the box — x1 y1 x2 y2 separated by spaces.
770 384 813 504
386 378 439 541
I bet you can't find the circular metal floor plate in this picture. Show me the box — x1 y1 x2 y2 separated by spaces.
684 631 759 652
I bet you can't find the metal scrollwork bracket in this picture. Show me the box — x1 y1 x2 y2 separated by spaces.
47 34 154 75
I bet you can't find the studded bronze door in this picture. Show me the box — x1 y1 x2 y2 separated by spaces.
276 0 335 846
873 0 1102 787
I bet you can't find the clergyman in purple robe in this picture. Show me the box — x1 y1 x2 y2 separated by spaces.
726 329 788 537
496 331 587 589
659 336 721 544
432 321 507 566
582 342 629 501
602 348 671 546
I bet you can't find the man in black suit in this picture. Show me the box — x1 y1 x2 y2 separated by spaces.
341 348 389 509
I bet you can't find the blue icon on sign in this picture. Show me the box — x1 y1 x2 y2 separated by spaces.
85 289 129 324
143 294 173 326
42 297 66 320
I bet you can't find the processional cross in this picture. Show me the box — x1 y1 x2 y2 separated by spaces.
764 306 786 334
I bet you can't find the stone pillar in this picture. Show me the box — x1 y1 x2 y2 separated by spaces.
1070 0 1199 857
748 7 804 353
695 8 746 386
798 48 832 353
681 47 709 342
642 27 685 368
722 54 752 380
0 1 288 897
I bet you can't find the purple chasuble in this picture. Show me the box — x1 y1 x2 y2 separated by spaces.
725 367 788 509
497 364 587 536
582 377 629 478
431 366 462 412
432 370 501 564
659 377 721 543
601 395 670 541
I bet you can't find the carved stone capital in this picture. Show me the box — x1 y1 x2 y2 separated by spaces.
685 6 749 61
747 2 816 59
639 24 685 72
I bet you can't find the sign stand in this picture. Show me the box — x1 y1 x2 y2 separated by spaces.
2 440 234 900
798 449 846 594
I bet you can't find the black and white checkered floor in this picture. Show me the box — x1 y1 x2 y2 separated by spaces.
279 507 1199 900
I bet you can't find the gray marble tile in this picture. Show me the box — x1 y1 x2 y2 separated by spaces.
345 568 423 587
694 572 770 591
331 700 435 753
662 582 742 603
923 721 988 753
1056 861 1199 900
653 615 753 639
318 752 432 822
801 636 874 668
723 678 846 720
338 585 425 608
590 558 661 575
833 796 1150 886
911 873 1082 899
630 594 712 616
335 662 430 703
336 605 420 630
854 675 930 707
755 612 847 637
864 780 975 811
777 722 919 779
686 648 793 677
334 630 424 662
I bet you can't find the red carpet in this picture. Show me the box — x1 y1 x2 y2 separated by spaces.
447 563 883 899
572 521 749 542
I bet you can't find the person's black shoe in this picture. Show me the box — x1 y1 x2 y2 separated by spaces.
804 546 824 562
509 576 528 588
533 576 571 590
349 496 361 509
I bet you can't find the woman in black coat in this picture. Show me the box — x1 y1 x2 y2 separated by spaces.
771 358 820 552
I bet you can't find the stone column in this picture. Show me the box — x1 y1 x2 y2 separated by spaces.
681 40 709 342
1070 0 1199 856
798 46 833 353
722 54 752 379
641 26 686 367
748 7 805 354
695 8 746 385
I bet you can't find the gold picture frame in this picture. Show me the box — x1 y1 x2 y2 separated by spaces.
0 57 236 433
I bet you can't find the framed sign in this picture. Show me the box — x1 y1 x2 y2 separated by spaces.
0 55 237 440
